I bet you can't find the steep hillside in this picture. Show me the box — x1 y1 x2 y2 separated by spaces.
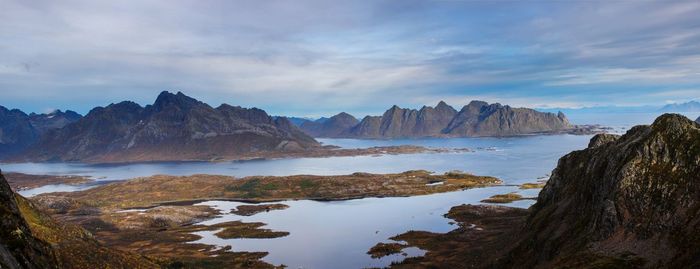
501 113 700 268
0 171 157 269
13 91 320 162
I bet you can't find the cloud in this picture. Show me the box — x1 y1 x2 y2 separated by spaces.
0 0 699 116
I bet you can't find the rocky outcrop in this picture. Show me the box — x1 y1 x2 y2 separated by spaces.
500 114 700 268
0 171 158 268
300 112 359 137
0 171 57 269
13 91 320 162
0 107 81 158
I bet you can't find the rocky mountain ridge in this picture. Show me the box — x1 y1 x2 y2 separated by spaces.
11 91 320 162
300 100 580 138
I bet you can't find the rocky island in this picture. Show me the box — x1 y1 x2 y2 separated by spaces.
299 101 601 138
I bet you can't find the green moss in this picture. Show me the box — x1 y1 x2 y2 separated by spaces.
299 179 319 190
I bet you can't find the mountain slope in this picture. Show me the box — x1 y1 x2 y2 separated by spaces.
0 107 81 158
28 110 82 134
0 171 56 269
300 112 359 137
0 171 157 269
0 106 38 158
444 101 571 136
501 113 700 268
14 91 320 162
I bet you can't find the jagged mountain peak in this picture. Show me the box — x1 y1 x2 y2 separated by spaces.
151 90 204 112
13 91 319 162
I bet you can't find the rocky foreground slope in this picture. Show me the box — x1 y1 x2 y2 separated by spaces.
12 91 320 162
300 100 585 138
392 114 700 268
0 171 157 269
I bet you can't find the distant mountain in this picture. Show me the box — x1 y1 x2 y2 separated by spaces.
0 107 81 157
300 112 359 137
28 110 82 134
281 116 315 127
501 114 700 267
13 91 320 162
0 106 37 157
352 101 457 138
697 116 699 123
444 101 571 136
537 105 660 114
304 101 574 138
659 101 700 112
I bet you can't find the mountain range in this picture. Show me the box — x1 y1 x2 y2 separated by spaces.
0 107 81 157
8 91 319 162
299 100 576 138
659 101 700 112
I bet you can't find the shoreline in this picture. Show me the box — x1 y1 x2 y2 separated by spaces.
3 144 472 164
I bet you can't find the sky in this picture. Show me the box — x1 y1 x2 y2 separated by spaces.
1 0 699 117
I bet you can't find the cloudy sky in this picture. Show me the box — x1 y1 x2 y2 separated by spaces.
1 0 699 117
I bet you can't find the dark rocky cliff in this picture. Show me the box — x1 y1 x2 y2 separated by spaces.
14 91 320 162
501 113 700 268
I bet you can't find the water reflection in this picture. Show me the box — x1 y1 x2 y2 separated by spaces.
189 186 531 269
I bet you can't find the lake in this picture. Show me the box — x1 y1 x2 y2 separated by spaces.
189 186 534 269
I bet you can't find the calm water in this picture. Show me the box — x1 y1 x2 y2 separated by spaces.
190 186 533 269
5 134 590 197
